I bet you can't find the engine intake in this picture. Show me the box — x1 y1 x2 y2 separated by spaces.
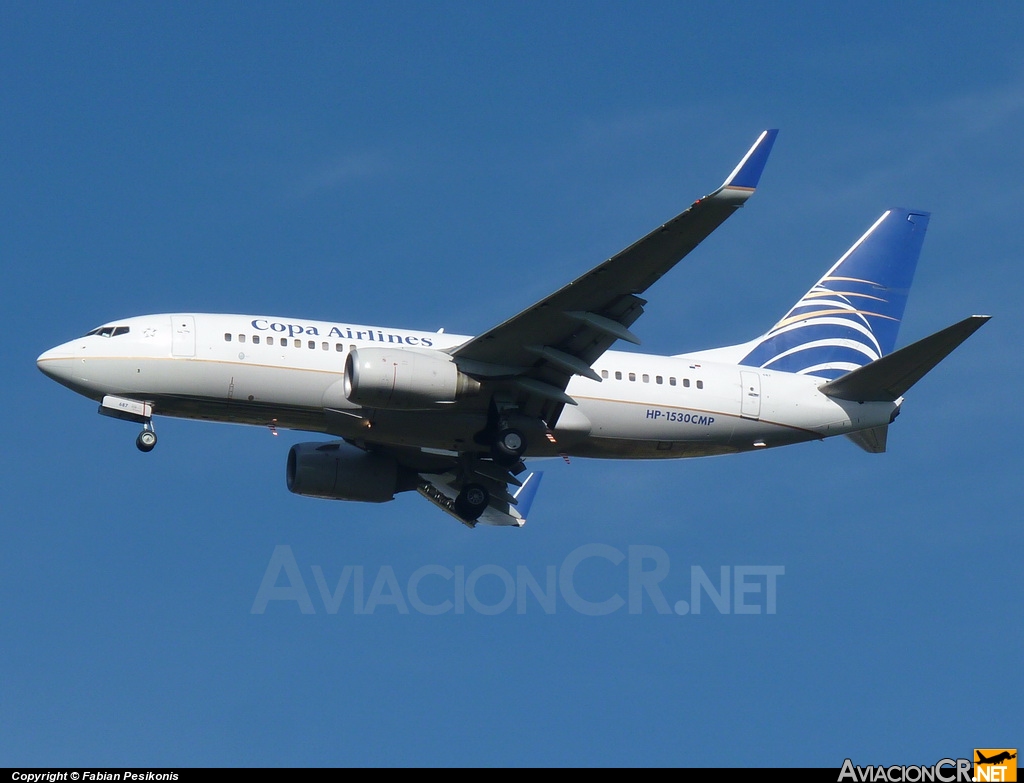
343 347 480 409
287 441 407 503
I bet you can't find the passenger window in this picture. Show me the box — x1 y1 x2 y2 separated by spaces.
683 378 690 388
335 343 343 352
294 339 301 348
267 336 274 346
322 342 328 351
601 370 609 379
350 344 356 352
615 371 622 380
239 334 246 344
628 373 636 382
656 376 663 384
308 340 315 349
253 335 260 345
642 374 649 383
224 333 232 342
696 380 704 389
669 377 676 386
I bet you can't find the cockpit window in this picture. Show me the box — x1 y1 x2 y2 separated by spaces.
84 326 130 338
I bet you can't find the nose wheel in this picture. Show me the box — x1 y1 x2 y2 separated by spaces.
136 423 157 453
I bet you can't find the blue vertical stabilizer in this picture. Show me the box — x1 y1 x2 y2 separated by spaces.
740 209 930 379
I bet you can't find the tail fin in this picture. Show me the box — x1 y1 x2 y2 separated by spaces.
738 209 930 379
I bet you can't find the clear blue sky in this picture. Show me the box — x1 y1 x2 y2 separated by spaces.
2 2 1020 767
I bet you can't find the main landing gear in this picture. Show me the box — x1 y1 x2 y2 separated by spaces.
477 399 530 467
136 421 157 453
454 400 535 523
491 427 527 466
454 430 530 522
454 482 490 522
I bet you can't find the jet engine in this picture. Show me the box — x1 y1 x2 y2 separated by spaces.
286 441 411 503
343 347 480 409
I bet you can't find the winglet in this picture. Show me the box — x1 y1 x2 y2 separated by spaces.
511 471 543 523
720 129 778 191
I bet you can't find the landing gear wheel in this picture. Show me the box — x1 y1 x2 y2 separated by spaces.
136 430 157 453
491 428 526 466
454 483 489 522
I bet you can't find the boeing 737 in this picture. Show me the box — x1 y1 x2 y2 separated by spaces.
36 130 989 527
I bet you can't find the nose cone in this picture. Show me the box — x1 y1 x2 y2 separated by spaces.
37 343 77 384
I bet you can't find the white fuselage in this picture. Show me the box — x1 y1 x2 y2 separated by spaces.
37 313 897 458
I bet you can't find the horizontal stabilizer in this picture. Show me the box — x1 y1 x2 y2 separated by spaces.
820 315 990 402
846 425 888 454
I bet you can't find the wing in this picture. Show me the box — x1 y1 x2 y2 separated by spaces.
418 468 544 528
451 129 778 426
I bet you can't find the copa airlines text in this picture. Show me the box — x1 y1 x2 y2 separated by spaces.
251 318 435 347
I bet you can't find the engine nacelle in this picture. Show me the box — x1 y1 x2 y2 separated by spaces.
286 441 401 503
343 347 480 409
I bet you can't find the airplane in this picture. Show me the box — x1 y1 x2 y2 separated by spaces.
36 130 990 527
976 752 1016 765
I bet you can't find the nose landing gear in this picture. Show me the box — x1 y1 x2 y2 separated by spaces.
136 422 157 452
97 395 159 453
